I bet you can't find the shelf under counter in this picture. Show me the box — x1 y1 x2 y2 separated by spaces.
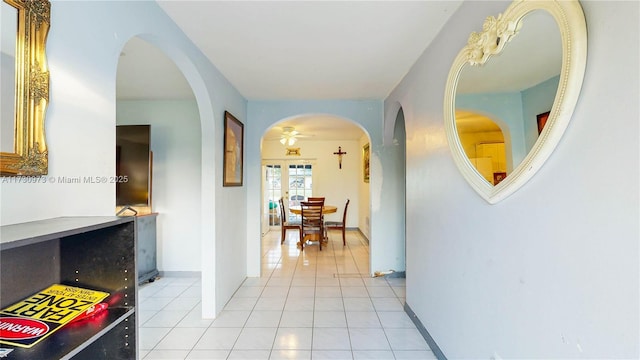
3 308 135 360
0 216 138 360
0 216 133 250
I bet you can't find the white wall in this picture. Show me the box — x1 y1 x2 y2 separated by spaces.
385 0 639 358
117 100 202 272
0 1 248 318
1 53 14 152
262 139 360 228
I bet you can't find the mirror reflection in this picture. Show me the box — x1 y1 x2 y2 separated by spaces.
454 10 561 185
1 1 17 153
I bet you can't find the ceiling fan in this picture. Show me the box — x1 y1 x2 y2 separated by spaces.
278 126 310 146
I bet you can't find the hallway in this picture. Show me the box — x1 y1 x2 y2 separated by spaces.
139 230 435 359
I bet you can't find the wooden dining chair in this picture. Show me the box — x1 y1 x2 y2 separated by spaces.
300 201 324 251
325 199 350 246
307 197 326 241
279 197 301 245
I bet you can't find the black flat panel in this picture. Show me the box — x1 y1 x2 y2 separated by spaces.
0 217 133 250
136 214 158 284
70 312 136 360
116 125 151 207
0 240 60 308
59 222 136 308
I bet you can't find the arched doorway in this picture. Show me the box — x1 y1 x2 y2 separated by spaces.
377 103 408 276
392 107 407 275
259 114 372 276
116 37 203 286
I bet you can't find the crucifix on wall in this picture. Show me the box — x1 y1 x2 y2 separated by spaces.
333 146 347 169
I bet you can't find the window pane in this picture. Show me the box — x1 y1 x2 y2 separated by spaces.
288 164 313 221
266 165 281 226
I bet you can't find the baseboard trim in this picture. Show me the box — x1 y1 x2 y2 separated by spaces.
384 271 406 278
158 271 201 278
404 302 447 360
356 228 369 244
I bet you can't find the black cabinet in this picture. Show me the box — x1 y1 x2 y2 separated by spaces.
135 213 158 284
0 217 138 359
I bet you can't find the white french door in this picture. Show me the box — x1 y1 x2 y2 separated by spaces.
262 161 315 234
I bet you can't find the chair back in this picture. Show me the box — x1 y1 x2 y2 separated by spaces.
307 197 325 205
278 197 287 223
300 201 323 232
341 199 350 223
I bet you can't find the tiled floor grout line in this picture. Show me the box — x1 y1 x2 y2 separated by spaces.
338 235 354 357
138 230 432 360
143 282 195 356
302 238 317 360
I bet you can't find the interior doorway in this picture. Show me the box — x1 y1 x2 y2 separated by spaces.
116 36 202 276
258 114 372 277
394 107 407 275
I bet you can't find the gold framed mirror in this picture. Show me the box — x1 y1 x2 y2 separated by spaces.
0 0 50 176
443 0 587 204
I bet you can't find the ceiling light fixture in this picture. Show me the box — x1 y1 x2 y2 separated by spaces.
280 137 297 146
280 126 299 146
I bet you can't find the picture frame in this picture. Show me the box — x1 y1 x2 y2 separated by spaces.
223 111 244 186
286 147 300 156
537 111 550 135
493 172 507 185
363 143 370 183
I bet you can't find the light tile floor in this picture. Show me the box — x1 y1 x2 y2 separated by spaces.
138 230 436 360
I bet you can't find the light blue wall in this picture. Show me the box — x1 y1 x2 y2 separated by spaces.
0 0 247 318
456 92 525 167
456 75 560 168
246 100 405 275
522 75 561 149
385 0 639 358
384 108 406 272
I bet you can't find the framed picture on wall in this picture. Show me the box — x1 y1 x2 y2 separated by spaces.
286 147 301 156
493 172 507 185
363 143 370 183
223 111 244 187
537 111 550 135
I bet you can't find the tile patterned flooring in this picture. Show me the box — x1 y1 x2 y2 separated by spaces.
138 230 436 359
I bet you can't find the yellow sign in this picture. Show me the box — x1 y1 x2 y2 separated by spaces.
0 284 109 348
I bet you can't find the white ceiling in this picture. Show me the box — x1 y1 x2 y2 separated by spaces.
117 1 464 140
155 0 463 100
263 114 366 142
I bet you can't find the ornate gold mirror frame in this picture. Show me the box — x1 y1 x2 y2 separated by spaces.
0 0 50 176
443 0 587 204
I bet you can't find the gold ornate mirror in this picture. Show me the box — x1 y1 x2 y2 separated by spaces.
444 0 587 204
0 0 50 176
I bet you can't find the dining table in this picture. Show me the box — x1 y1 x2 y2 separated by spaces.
288 204 337 215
